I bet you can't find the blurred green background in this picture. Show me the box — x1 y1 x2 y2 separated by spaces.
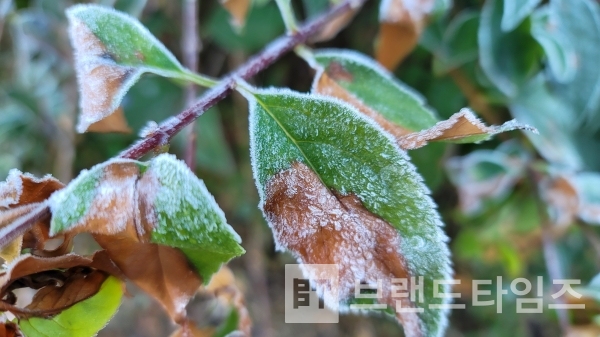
1 0 600 336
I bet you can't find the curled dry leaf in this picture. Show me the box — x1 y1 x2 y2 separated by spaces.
202 266 251 336
48 154 244 322
541 172 600 227
0 170 66 262
398 108 538 150
220 0 251 29
375 0 435 69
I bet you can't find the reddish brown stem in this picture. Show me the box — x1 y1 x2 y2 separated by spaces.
0 0 366 249
182 0 200 169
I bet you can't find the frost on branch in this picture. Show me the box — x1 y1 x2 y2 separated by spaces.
48 153 245 322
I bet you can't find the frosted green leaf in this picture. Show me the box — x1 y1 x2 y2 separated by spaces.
49 154 244 283
19 276 122 337
243 87 451 337
66 4 214 132
530 6 576 83
142 154 245 282
431 11 480 75
311 49 439 133
478 0 541 97
501 0 541 31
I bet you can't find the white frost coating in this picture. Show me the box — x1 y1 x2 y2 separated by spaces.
399 108 538 149
146 154 242 243
0 169 60 208
311 48 438 118
245 87 452 337
66 5 186 133
48 158 141 236
139 120 159 138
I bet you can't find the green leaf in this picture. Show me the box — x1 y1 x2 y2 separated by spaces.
509 75 584 169
243 87 451 337
501 0 541 32
19 276 122 337
432 11 480 75
529 5 576 83
312 49 439 133
145 154 245 282
66 4 214 132
478 0 542 98
549 0 600 125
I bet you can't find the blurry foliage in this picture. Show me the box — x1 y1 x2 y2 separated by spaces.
1 0 600 336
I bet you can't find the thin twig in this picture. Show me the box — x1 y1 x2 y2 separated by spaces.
0 0 366 248
182 0 199 169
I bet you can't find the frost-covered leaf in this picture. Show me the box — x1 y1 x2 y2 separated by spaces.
86 107 132 133
311 49 438 137
220 0 251 28
501 0 540 31
478 0 541 97
529 5 576 83
0 170 65 262
48 154 244 321
398 108 537 149
66 4 210 133
243 87 451 337
446 140 530 214
375 0 435 70
19 275 122 337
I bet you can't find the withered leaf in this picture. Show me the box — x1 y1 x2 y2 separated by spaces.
93 233 202 323
264 162 421 335
220 0 251 29
169 320 215 337
0 171 65 262
86 107 132 133
398 109 537 150
375 0 435 69
24 270 109 317
0 322 19 337
310 5 361 43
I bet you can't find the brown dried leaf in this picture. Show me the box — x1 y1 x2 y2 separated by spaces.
24 270 109 316
310 6 361 43
86 107 132 133
93 232 202 323
399 109 537 149
220 0 250 28
0 170 63 209
203 266 251 336
263 162 421 335
0 172 65 262
375 0 435 70
314 70 413 138
0 322 19 337
540 174 579 230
